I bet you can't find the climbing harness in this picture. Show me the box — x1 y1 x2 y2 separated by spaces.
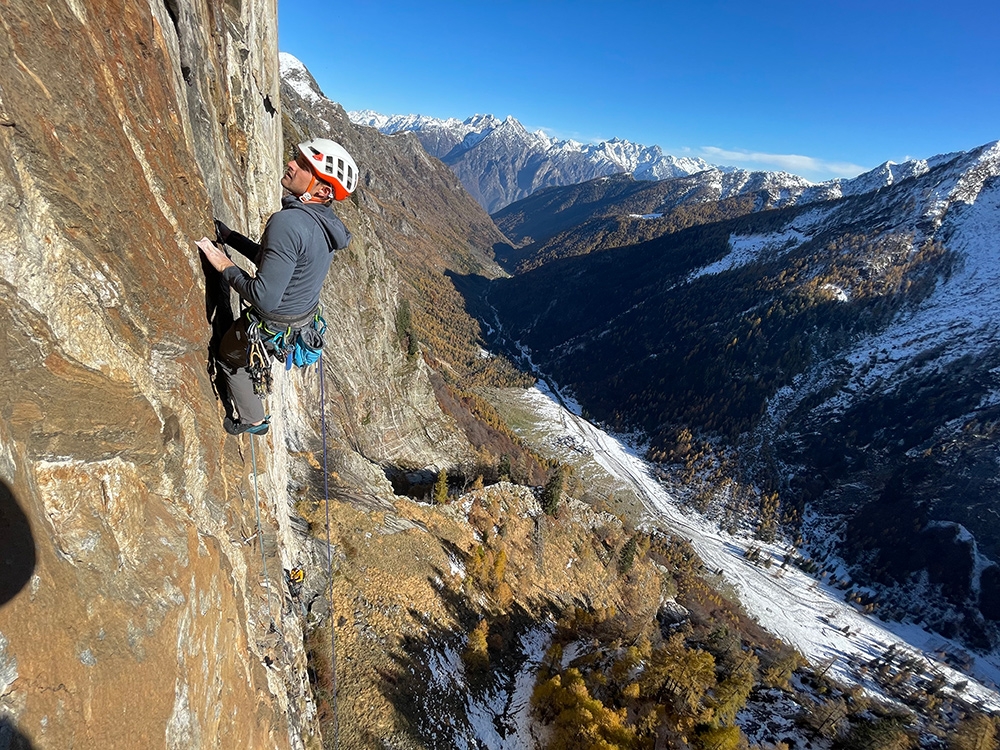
245 308 327 393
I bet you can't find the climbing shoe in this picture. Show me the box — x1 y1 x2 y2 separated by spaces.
223 416 270 436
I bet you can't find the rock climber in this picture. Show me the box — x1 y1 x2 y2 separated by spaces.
196 138 358 435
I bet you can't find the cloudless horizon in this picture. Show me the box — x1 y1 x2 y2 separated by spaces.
278 1 998 182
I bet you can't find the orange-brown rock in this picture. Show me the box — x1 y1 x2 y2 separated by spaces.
0 1 310 746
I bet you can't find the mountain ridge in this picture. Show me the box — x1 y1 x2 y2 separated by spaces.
346 106 712 212
481 136 1000 651
488 144 979 272
347 101 965 217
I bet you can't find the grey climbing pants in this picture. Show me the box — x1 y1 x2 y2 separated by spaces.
218 315 267 424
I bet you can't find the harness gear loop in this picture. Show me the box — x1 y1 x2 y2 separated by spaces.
247 307 327 373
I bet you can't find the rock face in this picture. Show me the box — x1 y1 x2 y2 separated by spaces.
0 0 307 746
0 2 494 748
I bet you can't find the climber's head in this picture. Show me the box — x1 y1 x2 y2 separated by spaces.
282 138 359 203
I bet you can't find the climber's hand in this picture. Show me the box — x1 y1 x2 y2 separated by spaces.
196 237 234 273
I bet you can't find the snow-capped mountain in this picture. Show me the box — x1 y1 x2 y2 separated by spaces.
279 51 325 106
488 147 980 273
484 139 1000 651
349 109 713 213
282 53 941 219
349 107 963 217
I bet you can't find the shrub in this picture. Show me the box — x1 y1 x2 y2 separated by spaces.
463 619 489 674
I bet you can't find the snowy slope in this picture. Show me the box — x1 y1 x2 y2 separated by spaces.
279 52 324 105
836 143 1000 386
749 141 1000 428
518 384 1000 710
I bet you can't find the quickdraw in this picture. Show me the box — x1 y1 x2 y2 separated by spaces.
247 324 273 398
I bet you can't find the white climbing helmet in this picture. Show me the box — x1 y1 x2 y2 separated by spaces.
297 138 359 201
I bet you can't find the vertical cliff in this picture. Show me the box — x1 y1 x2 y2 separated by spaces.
1 1 311 747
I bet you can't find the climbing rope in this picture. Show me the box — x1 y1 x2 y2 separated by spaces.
249 432 278 631
319 351 340 750
241 352 338 744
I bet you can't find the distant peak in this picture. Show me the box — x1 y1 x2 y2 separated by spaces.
278 51 324 104
464 114 501 127
278 51 306 73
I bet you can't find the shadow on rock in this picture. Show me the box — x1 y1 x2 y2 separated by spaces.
0 716 37 750
377 565 562 748
0 479 35 607
200 252 236 415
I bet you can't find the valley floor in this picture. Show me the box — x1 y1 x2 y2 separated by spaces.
495 382 1000 713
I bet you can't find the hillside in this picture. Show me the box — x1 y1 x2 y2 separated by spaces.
483 140 1000 652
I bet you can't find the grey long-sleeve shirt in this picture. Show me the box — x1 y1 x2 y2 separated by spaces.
222 197 351 318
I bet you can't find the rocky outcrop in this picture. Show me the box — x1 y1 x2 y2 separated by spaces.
0 1 498 747
278 53 510 479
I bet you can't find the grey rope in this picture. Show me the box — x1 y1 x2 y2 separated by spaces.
318 351 340 749
249 432 277 631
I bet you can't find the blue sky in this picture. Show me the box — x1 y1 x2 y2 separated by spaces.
278 1 998 182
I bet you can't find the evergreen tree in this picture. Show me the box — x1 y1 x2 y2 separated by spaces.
434 468 448 505
498 454 511 481
640 633 716 719
619 535 640 574
540 465 567 516
710 656 756 726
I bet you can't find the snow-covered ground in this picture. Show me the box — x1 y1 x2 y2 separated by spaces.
518 383 1000 711
689 227 808 280
420 625 552 749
